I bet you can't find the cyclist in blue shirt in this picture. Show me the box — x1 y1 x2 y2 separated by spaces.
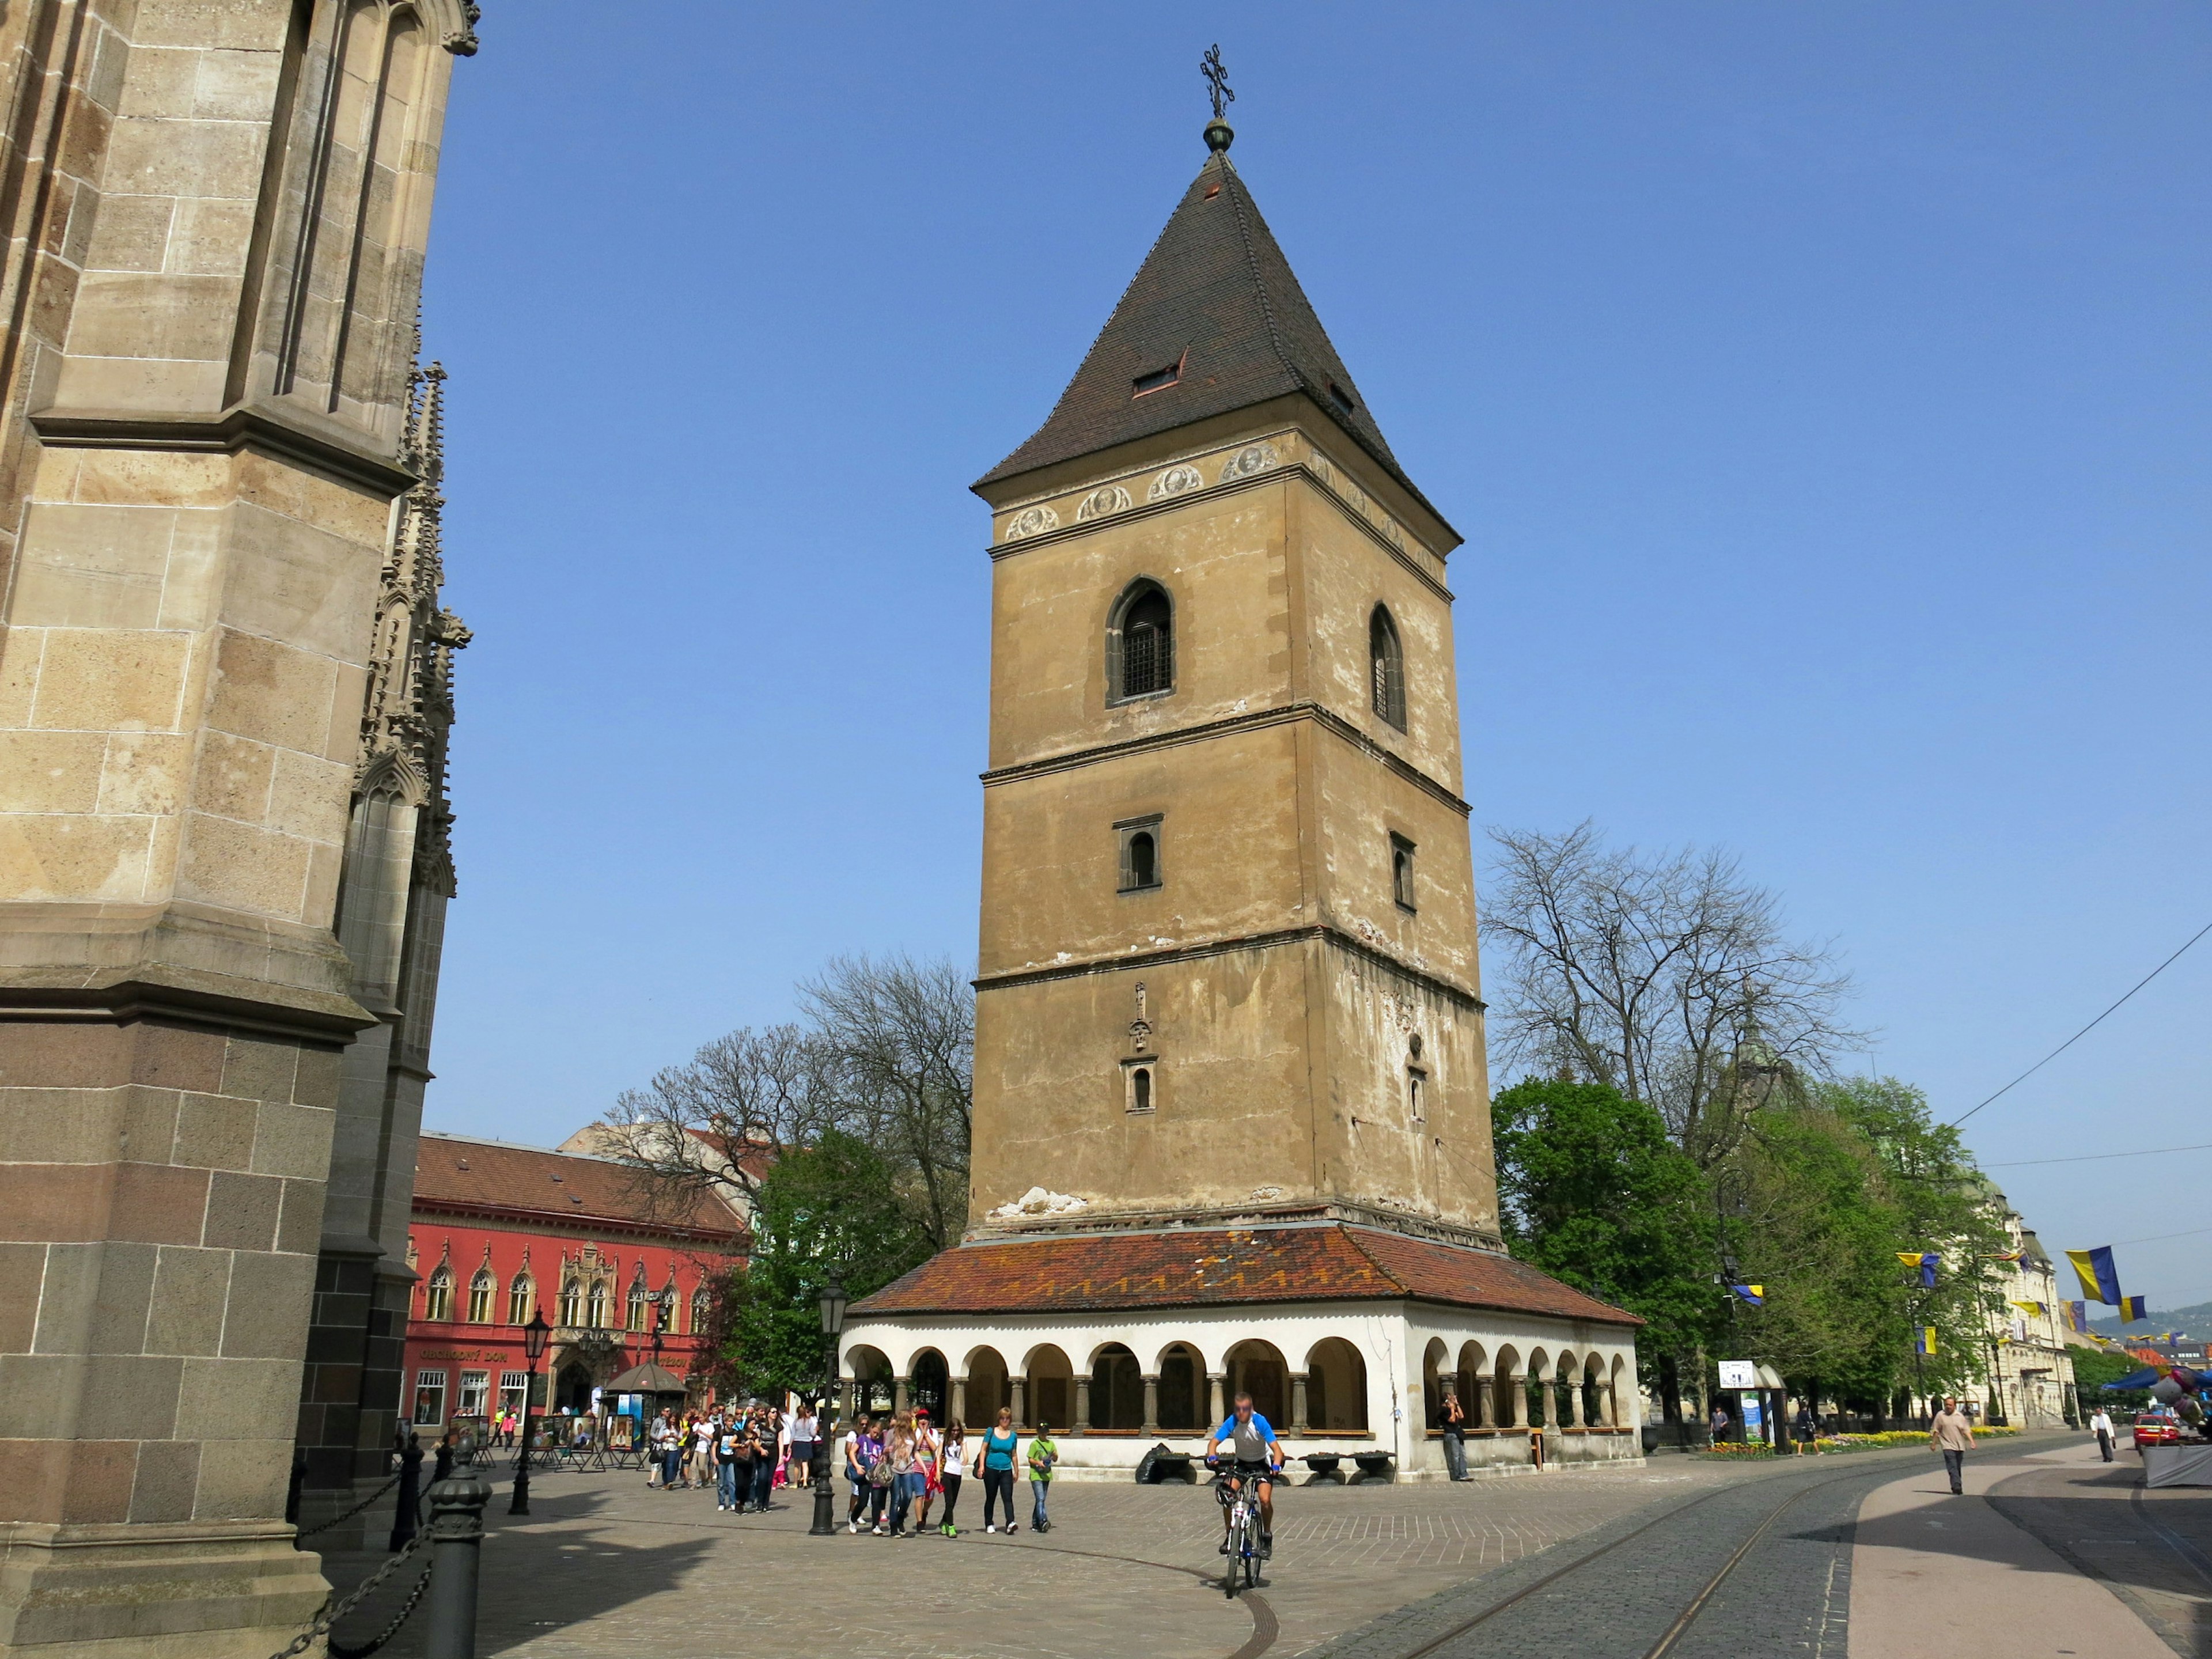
1206 1391 1283 1558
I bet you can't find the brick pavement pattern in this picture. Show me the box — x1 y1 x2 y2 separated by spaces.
318 1457 1774 1658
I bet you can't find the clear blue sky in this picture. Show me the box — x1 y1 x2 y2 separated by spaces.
421 5 2210 1305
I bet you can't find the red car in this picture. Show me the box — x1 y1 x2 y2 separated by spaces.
2132 1411 2182 1448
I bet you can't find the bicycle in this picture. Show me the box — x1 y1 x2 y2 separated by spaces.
1212 1462 1270 1598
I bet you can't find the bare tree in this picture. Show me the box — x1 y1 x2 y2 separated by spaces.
1483 822 1863 1166
601 1021 843 1222
800 953 974 1253
597 954 975 1253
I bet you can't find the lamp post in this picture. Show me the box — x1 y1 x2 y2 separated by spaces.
510 1309 552 1516
809 1278 847 1537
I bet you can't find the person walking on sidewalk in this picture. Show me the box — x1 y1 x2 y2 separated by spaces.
1028 1423 1058 1532
980 1408 1020 1533
1440 1388 1469 1480
2090 1407 2116 1463
938 1422 967 1536
1930 1396 1975 1493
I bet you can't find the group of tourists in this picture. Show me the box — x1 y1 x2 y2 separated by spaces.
835 1406 1058 1537
645 1402 821 1513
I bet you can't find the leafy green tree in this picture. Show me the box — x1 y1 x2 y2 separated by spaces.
1491 1077 1722 1386
2072 1347 2151 1410
713 1130 933 1400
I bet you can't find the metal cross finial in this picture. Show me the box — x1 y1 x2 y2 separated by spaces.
1202 44 1234 122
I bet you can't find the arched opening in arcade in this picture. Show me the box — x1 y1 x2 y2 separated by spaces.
1159 1342 1205 1431
846 1345 893 1415
1305 1336 1369 1431
910 1349 949 1422
965 1347 1010 1427
555 1361 593 1414
1027 1344 1074 1431
1224 1339 1289 1427
1091 1343 1143 1430
1457 1342 1488 1427
1492 1345 1522 1429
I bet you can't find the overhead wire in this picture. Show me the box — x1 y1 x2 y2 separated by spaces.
1987 1141 2212 1168
1949 918 2212 1128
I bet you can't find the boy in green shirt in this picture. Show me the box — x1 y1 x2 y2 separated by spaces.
1028 1425 1058 1533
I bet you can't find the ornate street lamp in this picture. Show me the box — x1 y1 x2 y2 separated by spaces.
809 1278 847 1537
510 1309 552 1516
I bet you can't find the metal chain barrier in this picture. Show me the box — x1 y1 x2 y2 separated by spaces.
327 1550 435 1659
262 1529 429 1659
293 1472 403 1541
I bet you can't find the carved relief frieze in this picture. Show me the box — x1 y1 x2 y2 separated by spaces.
1147 464 1205 501
1003 505 1060 541
1219 442 1278 483
1076 484 1132 521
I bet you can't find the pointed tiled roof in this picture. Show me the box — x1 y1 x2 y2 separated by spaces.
976 150 1435 519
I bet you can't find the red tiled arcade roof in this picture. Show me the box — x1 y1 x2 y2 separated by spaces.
849 1224 1639 1328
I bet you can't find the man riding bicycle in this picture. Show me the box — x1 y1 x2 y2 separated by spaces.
1207 1391 1282 1559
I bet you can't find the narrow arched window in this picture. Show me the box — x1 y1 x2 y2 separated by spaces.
507 1275 533 1325
423 1266 452 1322
1133 1067 1152 1112
558 1278 580 1327
467 1268 494 1324
1130 832 1156 887
586 1280 608 1329
1111 581 1175 701
691 1285 713 1335
1370 604 1406 730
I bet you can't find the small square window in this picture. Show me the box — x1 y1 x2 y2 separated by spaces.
1391 834 1416 912
1118 815 1164 892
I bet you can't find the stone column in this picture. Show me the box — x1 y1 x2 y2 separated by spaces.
1290 1374 1310 1434
951 1376 968 1430
1011 1376 1028 1430
1142 1376 1160 1435
1074 1376 1091 1434
1472 1380 1493 1430
1568 1377 1585 1429
1506 1373 1528 1429
1209 1373 1226 1426
894 1376 910 1415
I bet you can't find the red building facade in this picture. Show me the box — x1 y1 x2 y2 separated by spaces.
403 1132 746 1429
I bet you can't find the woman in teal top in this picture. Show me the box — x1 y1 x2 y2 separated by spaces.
980 1408 1021 1533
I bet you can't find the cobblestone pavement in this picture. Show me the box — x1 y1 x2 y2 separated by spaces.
312 1439 2089 1658
315 1456 1753 1658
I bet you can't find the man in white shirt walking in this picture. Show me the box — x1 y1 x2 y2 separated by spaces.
2090 1406 2116 1463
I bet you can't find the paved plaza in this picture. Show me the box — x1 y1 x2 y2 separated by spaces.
320 1453 1759 1658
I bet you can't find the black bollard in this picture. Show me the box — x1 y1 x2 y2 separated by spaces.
423 1474 492 1659
389 1434 425 1553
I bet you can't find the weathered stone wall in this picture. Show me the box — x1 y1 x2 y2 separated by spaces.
970 408 1498 1242
0 3 470 1651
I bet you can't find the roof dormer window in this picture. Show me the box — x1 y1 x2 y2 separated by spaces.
1133 354 1184 397
1327 380 1356 415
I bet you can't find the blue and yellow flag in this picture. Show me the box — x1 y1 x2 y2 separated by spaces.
2121 1294 2149 1322
2063 1301 2088 1332
2009 1299 2048 1318
1983 1249 2025 1262
1897 1251 1940 1289
1915 1327 1938 1357
2067 1246 2123 1305
1729 1284 1764 1305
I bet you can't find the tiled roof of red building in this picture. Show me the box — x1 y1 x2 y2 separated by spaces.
412 1134 744 1242
850 1224 1639 1327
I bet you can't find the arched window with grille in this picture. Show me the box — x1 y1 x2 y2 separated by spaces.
691 1284 712 1335
558 1278 580 1327
507 1274 533 1326
1109 580 1175 702
467 1267 493 1324
1370 604 1406 729
423 1264 452 1322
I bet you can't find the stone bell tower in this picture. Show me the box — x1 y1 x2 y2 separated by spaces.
965 115 1499 1248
